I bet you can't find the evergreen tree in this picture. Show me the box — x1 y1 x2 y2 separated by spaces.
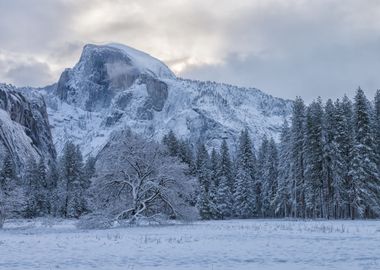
349 88 380 218
303 99 324 218
268 139 279 214
374 90 380 172
274 120 292 217
322 99 337 218
37 158 50 214
261 138 279 217
48 161 60 216
84 156 96 181
178 140 196 175
257 136 269 216
24 158 39 217
208 148 220 219
197 184 211 220
24 157 51 217
59 142 88 218
163 130 179 156
233 129 257 218
216 139 233 219
333 98 354 218
290 97 306 217
0 154 17 191
37 158 47 187
195 142 212 219
0 153 23 218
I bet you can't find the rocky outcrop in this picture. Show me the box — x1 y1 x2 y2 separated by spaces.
0 84 56 172
55 44 172 112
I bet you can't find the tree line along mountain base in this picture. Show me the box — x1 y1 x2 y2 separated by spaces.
1 88 380 227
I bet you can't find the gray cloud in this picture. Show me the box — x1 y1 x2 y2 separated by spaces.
183 36 380 101
0 0 379 101
5 60 54 87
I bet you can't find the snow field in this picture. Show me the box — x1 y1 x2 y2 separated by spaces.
0 219 379 270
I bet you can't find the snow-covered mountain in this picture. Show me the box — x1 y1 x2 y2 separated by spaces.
0 84 56 172
42 43 292 156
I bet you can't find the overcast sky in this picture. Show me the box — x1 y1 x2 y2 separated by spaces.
0 0 379 102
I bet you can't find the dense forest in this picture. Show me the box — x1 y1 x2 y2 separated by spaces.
164 88 380 220
1 88 379 227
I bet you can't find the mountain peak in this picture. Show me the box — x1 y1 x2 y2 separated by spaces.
54 43 175 111
81 43 175 80
45 42 292 156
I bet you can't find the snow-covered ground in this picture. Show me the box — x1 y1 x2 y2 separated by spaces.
0 219 379 270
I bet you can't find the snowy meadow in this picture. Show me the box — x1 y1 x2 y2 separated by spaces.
0 219 379 270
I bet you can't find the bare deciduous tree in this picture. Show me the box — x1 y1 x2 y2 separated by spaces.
91 130 197 224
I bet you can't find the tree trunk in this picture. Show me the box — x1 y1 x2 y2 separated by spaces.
0 207 5 229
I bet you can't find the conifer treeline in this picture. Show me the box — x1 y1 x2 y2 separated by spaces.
163 88 380 219
0 141 94 219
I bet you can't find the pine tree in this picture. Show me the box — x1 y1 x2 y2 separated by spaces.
24 158 39 217
233 129 257 218
198 184 211 220
209 148 220 219
349 88 380 218
73 145 88 215
0 154 17 192
303 99 324 218
37 158 50 215
333 98 354 218
24 157 50 217
0 153 22 219
48 161 60 216
84 156 96 180
216 140 233 219
178 140 196 175
195 142 212 219
163 130 179 156
274 120 292 217
259 138 279 217
267 138 279 216
59 142 88 218
322 99 337 218
374 90 380 172
339 96 356 218
290 97 306 217
257 136 269 216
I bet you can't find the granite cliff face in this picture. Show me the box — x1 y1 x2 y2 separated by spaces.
54 44 173 112
0 84 56 172
43 43 292 156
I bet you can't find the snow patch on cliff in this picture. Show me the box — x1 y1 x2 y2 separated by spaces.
106 43 175 79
